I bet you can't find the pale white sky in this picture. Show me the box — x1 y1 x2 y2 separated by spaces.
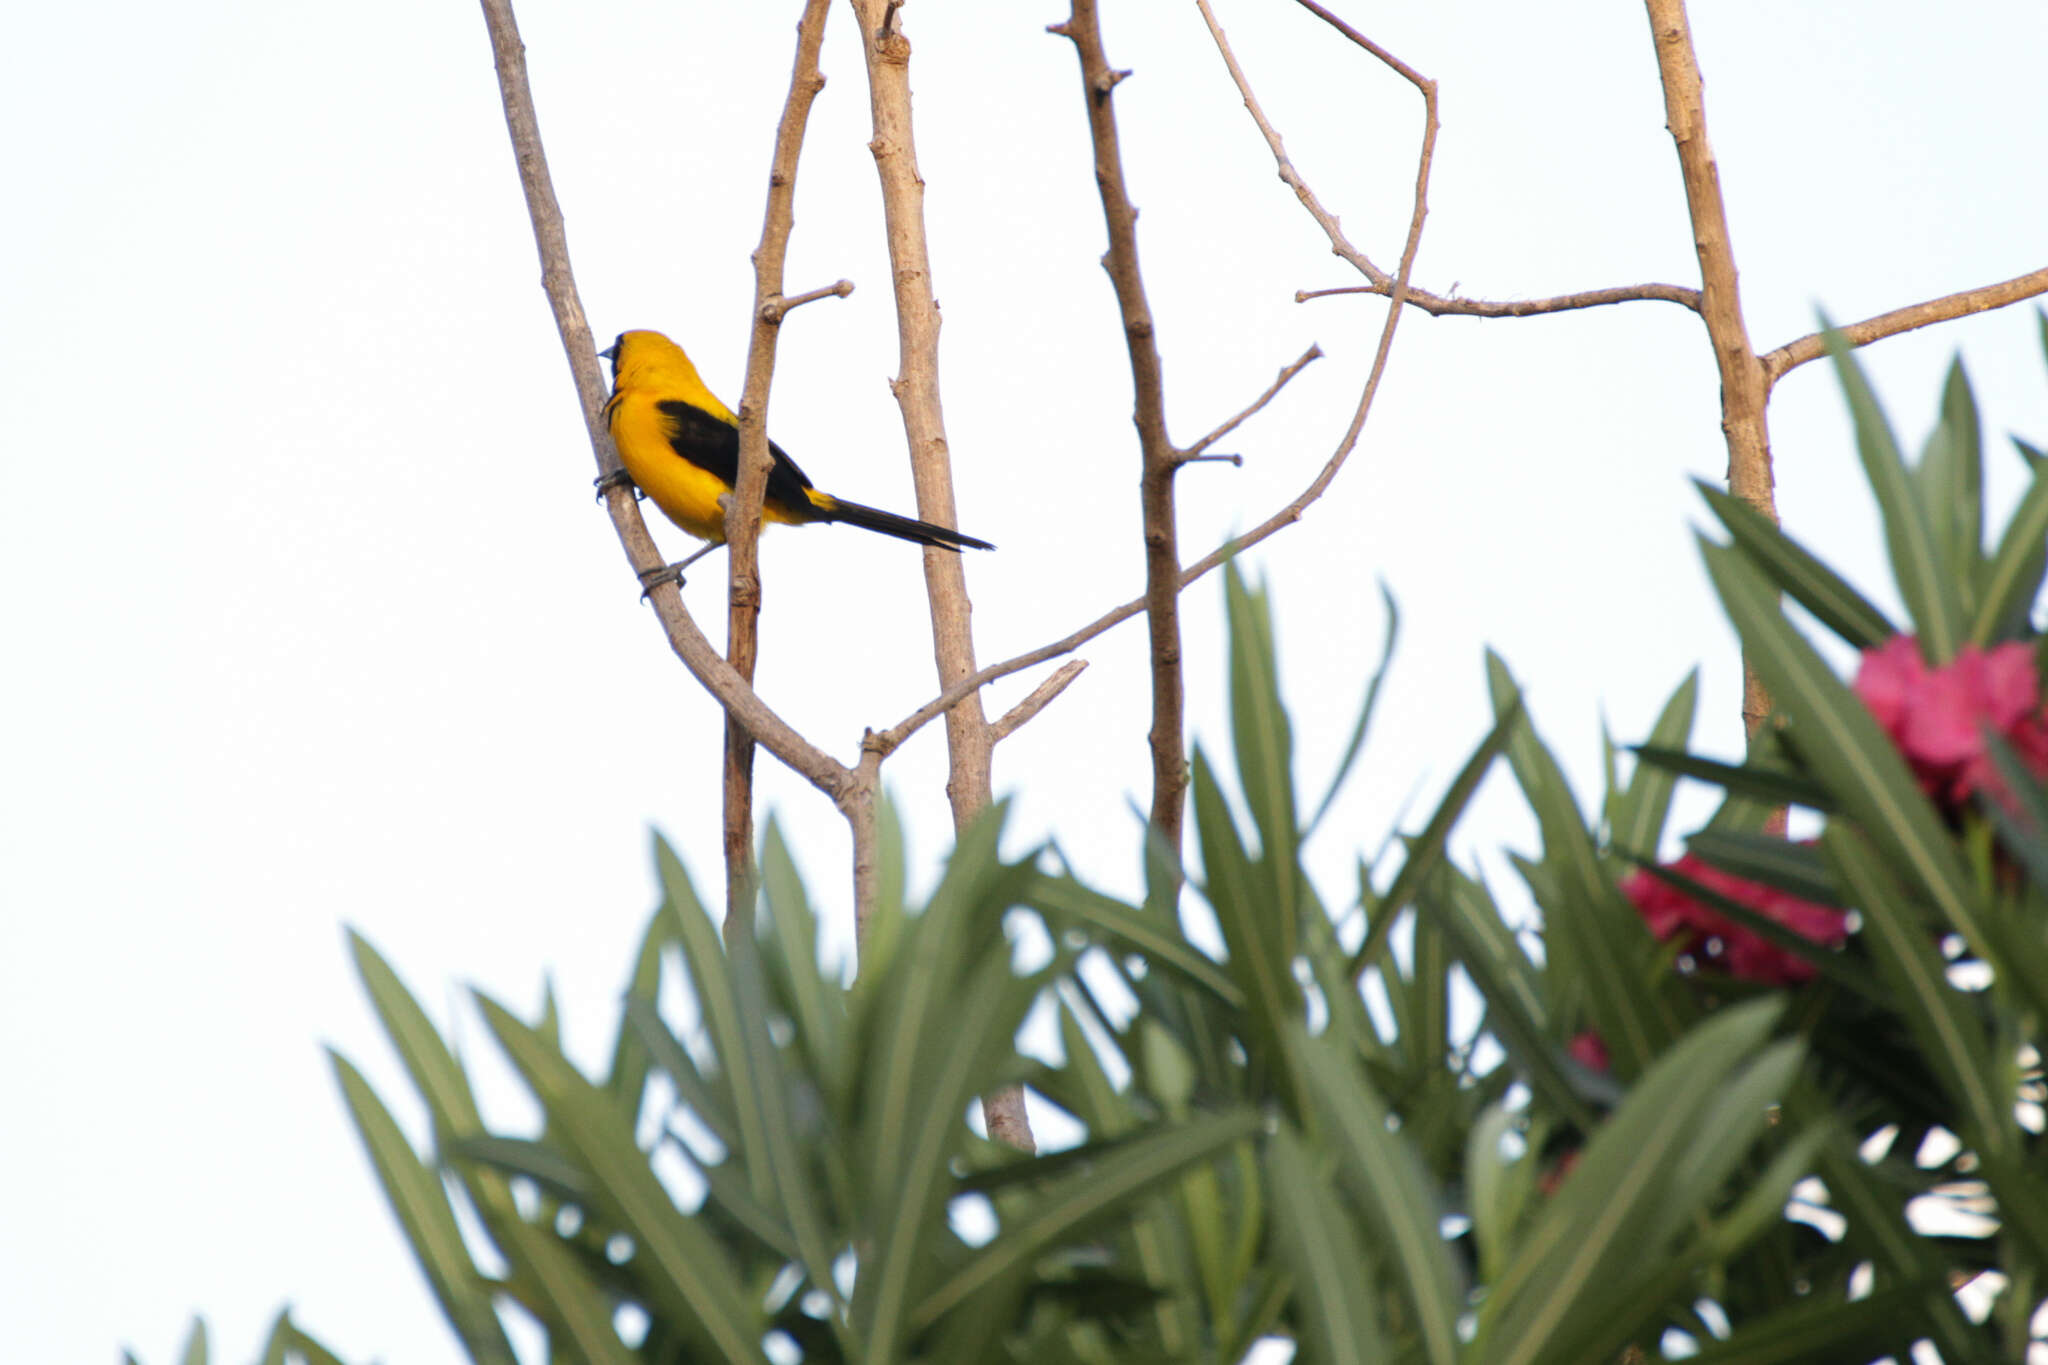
4 2 2045 1362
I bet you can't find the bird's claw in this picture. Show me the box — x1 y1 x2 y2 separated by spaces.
594 468 642 502
638 562 688 600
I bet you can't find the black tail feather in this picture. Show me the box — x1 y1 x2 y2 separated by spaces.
815 495 994 551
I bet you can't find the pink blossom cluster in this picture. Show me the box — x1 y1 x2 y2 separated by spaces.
1853 635 2048 808
1621 853 1848 986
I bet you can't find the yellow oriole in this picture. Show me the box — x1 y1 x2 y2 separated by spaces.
599 330 993 581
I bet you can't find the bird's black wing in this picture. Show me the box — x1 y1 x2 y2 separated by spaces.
656 399 820 517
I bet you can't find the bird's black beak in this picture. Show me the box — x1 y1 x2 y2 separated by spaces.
598 341 619 363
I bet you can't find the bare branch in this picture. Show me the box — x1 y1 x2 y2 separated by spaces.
1056 0 1192 904
1197 1 1380 284
1761 266 2048 386
760 278 856 324
476 0 610 455
990 661 1091 744
1297 280 1702 317
477 0 854 804
849 0 998 837
1212 3 1691 331
1177 344 1323 465
1642 0 1782 758
849 0 1027 1154
871 2 1445 773
722 0 836 929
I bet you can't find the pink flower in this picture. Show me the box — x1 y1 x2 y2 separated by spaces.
1567 1031 1610 1072
1622 852 1848 986
1853 635 2048 807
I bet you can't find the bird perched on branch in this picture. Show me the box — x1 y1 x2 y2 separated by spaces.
598 329 993 588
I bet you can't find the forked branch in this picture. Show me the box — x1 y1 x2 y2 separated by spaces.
1053 0 1192 891
477 0 854 804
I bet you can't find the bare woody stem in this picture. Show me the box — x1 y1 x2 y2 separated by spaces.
477 0 856 806
1178 344 1322 464
845 0 1030 1153
1297 280 1702 317
1642 0 1778 751
1761 266 2048 387
846 0 994 835
1053 0 1189 908
723 0 836 933
874 6 1440 777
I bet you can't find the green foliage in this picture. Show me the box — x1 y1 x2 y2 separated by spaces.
169 319 2048 1362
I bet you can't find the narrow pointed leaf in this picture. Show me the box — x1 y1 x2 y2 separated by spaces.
1981 732 2048 887
1348 696 1519 980
1476 999 1787 1365
653 835 773 1204
1697 481 1897 648
758 821 840 1094
1824 323 1963 658
1307 583 1399 837
475 995 768 1364
721 925 846 1327
347 930 483 1132
1931 358 1983 605
1633 857 1880 1003
911 1109 1263 1330
1700 539 1990 954
1681 828 1840 904
1630 744 1836 814
1679 1285 1934 1365
1289 1026 1465 1365
449 1135 590 1201
329 1052 518 1364
1488 653 1676 1072
1025 875 1243 1008
1267 1125 1391 1365
605 904 674 1117
623 998 739 1153
1192 749 1300 1100
1970 456 2048 643
1606 671 1698 862
1224 563 1302 921
1820 826 2010 1158
862 952 1049 1358
1419 869 1596 1132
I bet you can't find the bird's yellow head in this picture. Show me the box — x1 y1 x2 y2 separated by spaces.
600 329 733 423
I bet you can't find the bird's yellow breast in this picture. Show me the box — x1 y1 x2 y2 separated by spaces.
608 391 804 544
610 392 736 542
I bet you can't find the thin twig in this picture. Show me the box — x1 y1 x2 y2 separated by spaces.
1178 344 1323 465
477 0 854 803
990 661 1091 744
1761 266 2048 386
871 4 1444 770
722 0 836 931
1198 0 1379 285
760 278 856 324
1054 0 1192 912
1297 280 1702 316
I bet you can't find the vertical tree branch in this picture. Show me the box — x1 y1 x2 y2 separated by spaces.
845 0 1030 1152
1642 0 1778 754
1052 1 1187 909
478 0 610 448
479 0 855 801
722 0 836 933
